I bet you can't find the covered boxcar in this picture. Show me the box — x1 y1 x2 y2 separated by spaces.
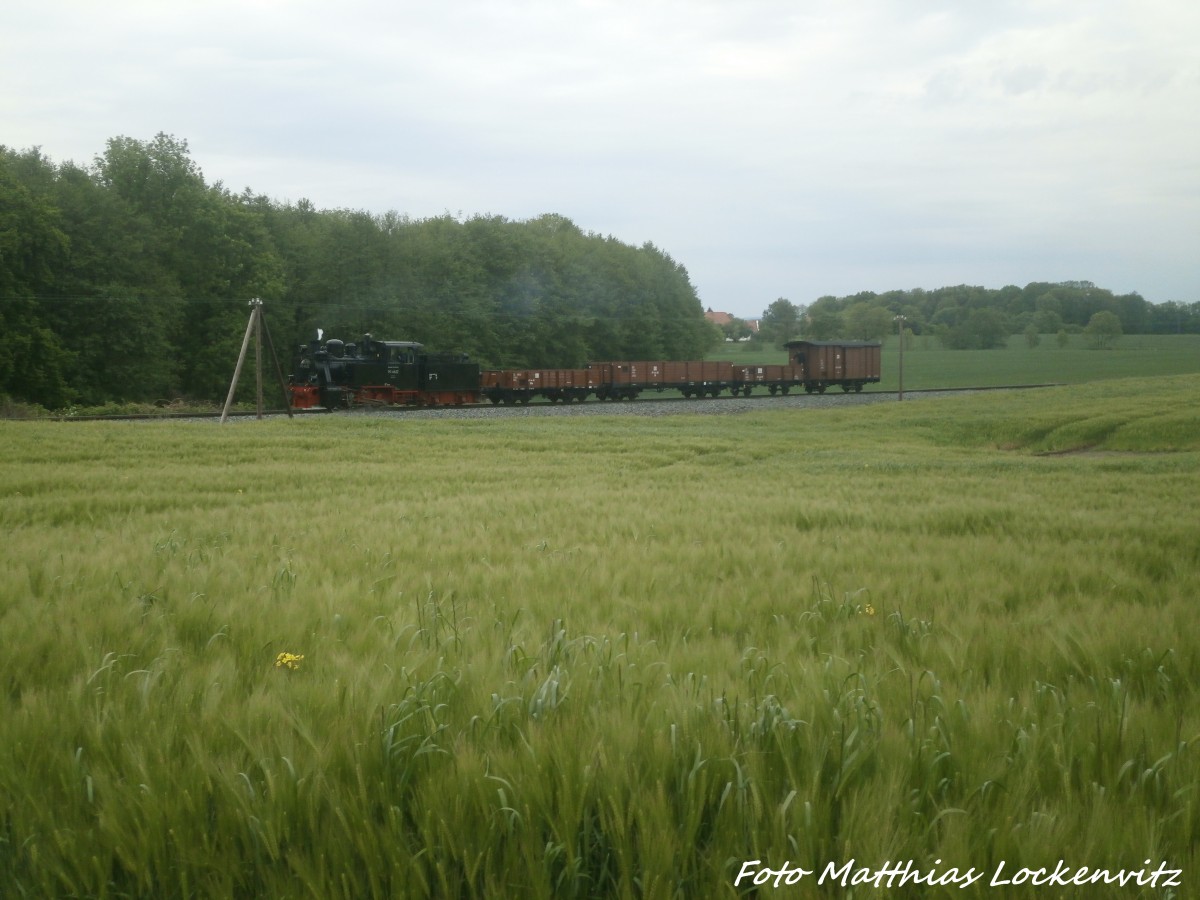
782 340 881 393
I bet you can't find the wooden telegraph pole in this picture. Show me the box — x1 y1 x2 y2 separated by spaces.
220 299 295 423
894 314 907 402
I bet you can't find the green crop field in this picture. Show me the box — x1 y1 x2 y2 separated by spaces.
2 376 1199 898
714 333 1200 392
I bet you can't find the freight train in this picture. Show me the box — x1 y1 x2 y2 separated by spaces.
288 334 881 409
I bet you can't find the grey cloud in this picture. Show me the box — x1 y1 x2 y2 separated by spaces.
2 0 1196 314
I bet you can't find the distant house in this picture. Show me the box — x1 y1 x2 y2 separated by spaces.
705 309 759 335
705 309 734 328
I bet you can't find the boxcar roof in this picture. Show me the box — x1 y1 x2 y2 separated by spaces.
783 339 882 348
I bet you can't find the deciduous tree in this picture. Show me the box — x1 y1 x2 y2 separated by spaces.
759 298 802 347
1085 310 1122 349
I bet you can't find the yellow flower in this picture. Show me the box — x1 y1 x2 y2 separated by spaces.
275 652 305 671
864 604 876 617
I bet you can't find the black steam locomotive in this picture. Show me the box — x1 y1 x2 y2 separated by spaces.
290 334 481 408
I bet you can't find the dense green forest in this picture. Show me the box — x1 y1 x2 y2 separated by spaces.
3 133 1196 409
1 134 713 407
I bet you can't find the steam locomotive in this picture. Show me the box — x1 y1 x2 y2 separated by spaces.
288 334 881 409
289 335 480 409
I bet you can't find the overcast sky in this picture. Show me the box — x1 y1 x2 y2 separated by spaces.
3 0 1197 319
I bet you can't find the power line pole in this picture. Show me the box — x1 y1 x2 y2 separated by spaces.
220 299 295 423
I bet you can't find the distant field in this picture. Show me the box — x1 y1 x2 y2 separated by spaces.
714 333 1200 390
1 376 1198 897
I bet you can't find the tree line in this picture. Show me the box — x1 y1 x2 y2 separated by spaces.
1 134 715 408
747 283 1199 350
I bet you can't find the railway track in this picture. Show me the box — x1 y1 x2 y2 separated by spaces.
23 384 1063 422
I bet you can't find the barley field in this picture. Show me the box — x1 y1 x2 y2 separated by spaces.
1 376 1198 898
